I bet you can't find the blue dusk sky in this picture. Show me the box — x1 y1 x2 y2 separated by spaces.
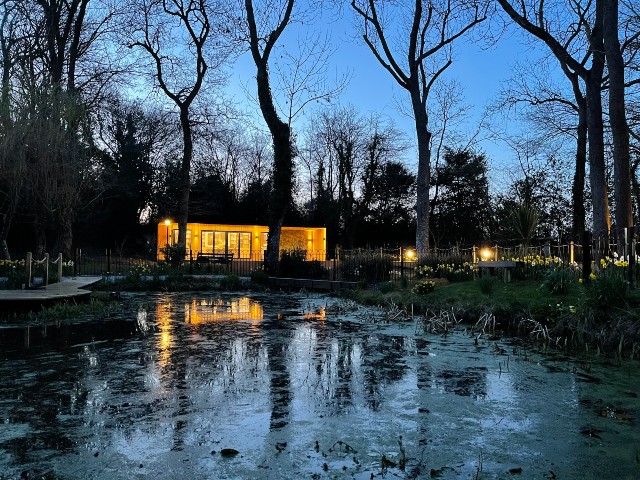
224 4 554 190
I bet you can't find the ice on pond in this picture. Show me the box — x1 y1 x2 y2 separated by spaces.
0 292 639 479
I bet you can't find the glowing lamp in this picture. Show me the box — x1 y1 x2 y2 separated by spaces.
164 219 171 248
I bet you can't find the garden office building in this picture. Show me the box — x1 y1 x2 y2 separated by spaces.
157 221 326 261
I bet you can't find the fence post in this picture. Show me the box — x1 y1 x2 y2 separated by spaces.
400 247 404 281
493 245 498 261
333 248 337 281
57 253 63 282
569 241 574 264
44 253 49 286
107 249 111 274
472 246 477 263
25 252 32 288
582 230 592 284
74 248 79 276
189 249 193 274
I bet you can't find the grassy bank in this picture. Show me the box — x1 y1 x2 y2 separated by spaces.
1 291 125 325
92 273 253 292
341 277 640 357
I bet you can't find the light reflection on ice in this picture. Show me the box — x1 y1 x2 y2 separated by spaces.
0 293 638 480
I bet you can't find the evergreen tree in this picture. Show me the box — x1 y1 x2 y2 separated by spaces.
431 148 491 246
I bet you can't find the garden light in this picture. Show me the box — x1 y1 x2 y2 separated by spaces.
164 219 171 247
480 248 492 260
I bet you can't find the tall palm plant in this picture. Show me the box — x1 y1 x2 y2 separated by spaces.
510 202 539 249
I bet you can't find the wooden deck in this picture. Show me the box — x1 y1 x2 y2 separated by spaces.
0 276 102 304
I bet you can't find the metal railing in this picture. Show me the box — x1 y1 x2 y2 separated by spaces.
69 229 639 287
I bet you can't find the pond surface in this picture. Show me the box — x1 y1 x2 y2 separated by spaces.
0 292 639 479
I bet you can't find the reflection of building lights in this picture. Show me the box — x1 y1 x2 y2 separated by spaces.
184 297 264 324
161 331 171 349
303 306 326 320
155 303 173 368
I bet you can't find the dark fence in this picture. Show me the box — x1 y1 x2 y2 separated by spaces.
69 229 639 286
71 249 333 279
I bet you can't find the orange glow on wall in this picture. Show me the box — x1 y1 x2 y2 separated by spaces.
156 222 327 261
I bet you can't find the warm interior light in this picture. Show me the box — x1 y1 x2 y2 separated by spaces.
480 248 492 260
164 219 171 226
406 249 415 260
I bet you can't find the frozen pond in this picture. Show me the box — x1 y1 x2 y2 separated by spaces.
0 292 639 479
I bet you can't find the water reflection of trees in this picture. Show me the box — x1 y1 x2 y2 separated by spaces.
300 323 413 414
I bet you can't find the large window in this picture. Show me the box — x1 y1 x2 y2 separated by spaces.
214 232 226 255
201 231 251 259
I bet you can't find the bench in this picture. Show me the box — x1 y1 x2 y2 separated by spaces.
477 260 524 283
196 252 234 265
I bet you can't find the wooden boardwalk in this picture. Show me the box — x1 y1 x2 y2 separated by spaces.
0 276 102 304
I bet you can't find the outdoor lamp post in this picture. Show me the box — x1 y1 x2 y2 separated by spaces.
164 219 171 247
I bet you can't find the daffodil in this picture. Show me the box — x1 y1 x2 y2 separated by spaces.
589 273 596 280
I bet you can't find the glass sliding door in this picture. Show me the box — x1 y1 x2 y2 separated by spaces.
202 231 214 253
201 230 253 258
214 232 226 255
228 232 239 258
239 232 251 259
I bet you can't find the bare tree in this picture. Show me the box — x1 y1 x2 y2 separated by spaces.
9 0 110 256
604 0 634 240
129 0 223 253
496 0 611 240
242 0 296 273
351 0 486 259
0 0 20 128
241 0 343 270
496 58 587 238
0 0 24 258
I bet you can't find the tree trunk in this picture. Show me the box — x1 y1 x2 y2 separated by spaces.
572 97 587 239
244 0 296 274
0 211 13 260
177 106 192 253
264 117 293 274
253 60 293 274
58 213 73 259
585 5 610 242
0 32 10 129
34 218 47 259
631 159 640 218
603 0 634 242
412 89 431 259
